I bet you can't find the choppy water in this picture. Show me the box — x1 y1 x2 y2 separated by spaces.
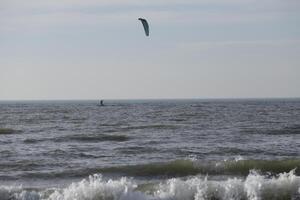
0 99 300 200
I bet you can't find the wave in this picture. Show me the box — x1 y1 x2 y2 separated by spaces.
57 134 130 142
97 159 300 177
120 124 178 131
15 159 300 180
6 159 300 181
1 170 300 200
116 146 159 154
23 134 130 144
23 138 45 144
0 128 20 135
241 124 300 135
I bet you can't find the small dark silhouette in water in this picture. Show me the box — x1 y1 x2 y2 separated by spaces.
99 100 104 106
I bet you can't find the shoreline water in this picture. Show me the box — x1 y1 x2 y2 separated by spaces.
1 169 300 200
0 99 299 199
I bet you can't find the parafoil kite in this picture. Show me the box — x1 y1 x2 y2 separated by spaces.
138 18 149 36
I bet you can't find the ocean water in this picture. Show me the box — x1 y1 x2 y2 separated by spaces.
0 99 300 200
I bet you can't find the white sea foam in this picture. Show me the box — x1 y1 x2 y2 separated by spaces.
0 185 20 200
234 156 245 162
48 174 144 200
1 170 300 200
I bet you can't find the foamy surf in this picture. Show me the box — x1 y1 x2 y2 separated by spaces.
1 170 300 200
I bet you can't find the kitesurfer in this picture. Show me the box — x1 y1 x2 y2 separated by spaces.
100 100 104 106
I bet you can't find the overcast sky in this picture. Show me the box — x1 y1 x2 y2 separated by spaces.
1 0 300 100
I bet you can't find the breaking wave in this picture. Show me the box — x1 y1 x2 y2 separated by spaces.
1 170 300 200
9 159 300 180
98 159 300 177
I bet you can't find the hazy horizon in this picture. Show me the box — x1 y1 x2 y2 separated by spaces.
1 97 300 102
1 0 300 100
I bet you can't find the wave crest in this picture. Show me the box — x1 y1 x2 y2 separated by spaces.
98 159 300 177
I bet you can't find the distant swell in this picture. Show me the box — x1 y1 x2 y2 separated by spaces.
23 134 130 144
0 128 20 135
120 124 178 131
241 124 300 135
57 134 130 142
1 170 300 200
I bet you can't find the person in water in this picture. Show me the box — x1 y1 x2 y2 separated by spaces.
100 100 104 106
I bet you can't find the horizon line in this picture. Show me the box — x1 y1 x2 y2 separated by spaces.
1 97 300 102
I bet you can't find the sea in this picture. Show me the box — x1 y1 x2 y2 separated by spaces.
0 99 300 200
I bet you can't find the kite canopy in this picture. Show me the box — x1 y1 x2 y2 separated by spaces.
138 18 149 36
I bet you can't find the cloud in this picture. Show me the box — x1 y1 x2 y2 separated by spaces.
4 0 299 13
1 0 299 33
177 40 300 53
4 0 253 8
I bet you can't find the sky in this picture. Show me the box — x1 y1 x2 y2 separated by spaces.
1 0 300 100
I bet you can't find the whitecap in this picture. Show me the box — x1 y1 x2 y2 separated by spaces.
0 170 300 200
